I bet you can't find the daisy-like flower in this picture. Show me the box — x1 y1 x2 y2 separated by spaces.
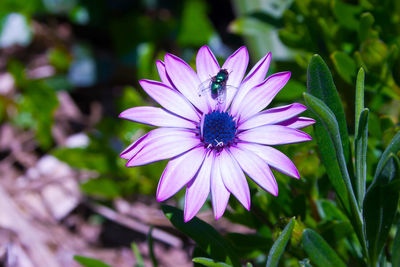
120 46 315 222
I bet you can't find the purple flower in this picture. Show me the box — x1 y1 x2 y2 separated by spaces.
120 46 315 222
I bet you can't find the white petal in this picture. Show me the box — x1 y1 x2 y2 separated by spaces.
139 79 200 121
218 149 250 210
119 106 197 128
165 53 208 113
184 151 213 222
230 146 278 196
157 147 206 201
211 153 230 220
239 143 300 179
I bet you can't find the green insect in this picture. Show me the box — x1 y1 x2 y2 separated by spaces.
198 69 235 104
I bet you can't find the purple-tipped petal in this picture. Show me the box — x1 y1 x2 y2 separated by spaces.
221 47 249 111
157 146 206 201
126 129 200 167
184 151 213 222
239 143 300 179
196 45 220 83
164 53 208 112
120 133 148 160
278 117 316 129
211 154 230 220
119 106 197 128
230 52 271 116
238 103 307 130
156 60 174 88
121 128 183 159
230 146 278 196
139 79 200 121
236 72 291 121
218 149 250 210
238 125 312 145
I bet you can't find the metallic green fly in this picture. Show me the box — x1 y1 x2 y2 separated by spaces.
198 69 236 104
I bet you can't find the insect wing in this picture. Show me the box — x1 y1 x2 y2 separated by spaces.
216 87 227 104
197 79 212 97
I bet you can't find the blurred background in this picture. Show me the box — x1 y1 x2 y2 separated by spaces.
0 0 399 266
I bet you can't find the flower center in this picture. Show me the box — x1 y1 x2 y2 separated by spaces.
202 111 236 149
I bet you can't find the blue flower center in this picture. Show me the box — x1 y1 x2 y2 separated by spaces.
202 111 236 149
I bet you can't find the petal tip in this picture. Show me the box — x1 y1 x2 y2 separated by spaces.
214 213 223 220
272 189 279 197
199 44 210 50
164 53 178 62
184 213 194 223
156 192 166 202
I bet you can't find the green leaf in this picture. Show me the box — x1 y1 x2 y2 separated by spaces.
306 55 352 214
316 200 348 222
373 131 400 180
266 217 295 267
192 257 232 267
52 147 111 173
363 154 400 265
392 223 400 267
302 229 346 267
303 93 359 214
332 1 362 31
137 42 156 79
358 13 375 42
73 255 112 267
80 178 121 199
177 0 214 46
303 92 366 254
229 16 272 36
354 108 368 207
331 51 356 84
161 205 240 267
355 68 365 135
131 243 145 267
307 55 351 163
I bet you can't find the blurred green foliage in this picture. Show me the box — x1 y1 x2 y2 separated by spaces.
230 0 400 127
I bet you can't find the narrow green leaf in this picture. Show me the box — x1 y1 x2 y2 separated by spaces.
302 229 346 267
307 54 351 170
73 255 112 267
161 205 240 267
266 218 295 267
303 93 359 212
355 68 365 136
303 93 366 255
131 243 145 267
147 226 158 267
306 55 352 214
355 108 369 207
392 223 400 267
373 131 400 180
192 257 232 267
316 200 348 221
363 154 400 265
